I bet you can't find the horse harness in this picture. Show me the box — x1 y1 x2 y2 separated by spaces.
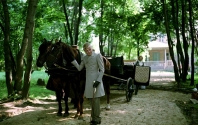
45 43 64 68
45 43 81 76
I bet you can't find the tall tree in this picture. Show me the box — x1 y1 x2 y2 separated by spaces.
99 0 104 55
188 0 195 86
162 0 180 85
180 0 189 81
62 0 83 45
14 0 38 99
1 0 15 96
171 0 183 78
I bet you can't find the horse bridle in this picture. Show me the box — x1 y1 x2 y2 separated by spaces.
37 44 54 66
46 44 79 73
46 43 64 68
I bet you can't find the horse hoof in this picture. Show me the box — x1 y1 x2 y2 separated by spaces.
74 114 79 118
57 113 62 116
78 115 83 120
63 113 69 117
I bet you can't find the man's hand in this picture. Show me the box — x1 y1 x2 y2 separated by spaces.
93 81 100 88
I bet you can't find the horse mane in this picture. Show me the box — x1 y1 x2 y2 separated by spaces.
103 56 111 71
39 39 52 53
55 40 77 64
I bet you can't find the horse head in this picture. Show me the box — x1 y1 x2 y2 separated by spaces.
36 38 53 67
37 38 76 69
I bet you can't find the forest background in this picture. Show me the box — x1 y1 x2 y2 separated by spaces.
0 0 198 100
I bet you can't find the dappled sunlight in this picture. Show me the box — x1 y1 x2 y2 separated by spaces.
84 107 91 111
46 111 57 115
114 109 126 114
161 82 172 85
57 117 73 122
137 108 143 111
48 106 56 110
29 98 56 105
1 98 58 119
5 107 35 117
105 109 127 115
3 103 39 117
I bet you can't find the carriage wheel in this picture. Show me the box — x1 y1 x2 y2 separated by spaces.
126 77 134 102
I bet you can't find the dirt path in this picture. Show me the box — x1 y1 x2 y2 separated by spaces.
0 89 191 125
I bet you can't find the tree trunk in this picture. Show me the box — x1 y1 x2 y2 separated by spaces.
137 38 140 57
99 0 104 55
107 35 110 56
181 0 189 82
62 0 73 45
113 39 119 57
74 0 83 45
63 23 69 43
1 0 14 96
171 0 184 78
109 30 113 56
128 42 132 59
188 0 195 86
22 0 38 99
195 32 198 56
14 0 38 95
62 0 83 46
162 0 180 86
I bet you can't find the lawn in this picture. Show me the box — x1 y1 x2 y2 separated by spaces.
0 71 55 100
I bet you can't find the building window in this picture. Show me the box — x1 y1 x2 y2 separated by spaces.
166 53 169 60
153 52 160 61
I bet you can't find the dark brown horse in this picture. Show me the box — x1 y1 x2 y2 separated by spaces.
102 56 111 108
36 38 85 118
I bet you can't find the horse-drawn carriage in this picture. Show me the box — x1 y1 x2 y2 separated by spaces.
36 38 151 118
106 56 151 101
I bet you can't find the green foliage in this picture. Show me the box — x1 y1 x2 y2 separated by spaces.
0 0 156 65
1 0 197 62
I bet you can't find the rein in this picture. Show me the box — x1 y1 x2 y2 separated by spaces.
44 43 127 82
46 44 63 67
53 63 78 72
54 64 128 82
45 43 80 74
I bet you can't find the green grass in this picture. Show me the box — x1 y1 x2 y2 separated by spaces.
30 71 49 85
29 71 54 99
184 74 198 89
0 71 55 100
0 72 7 100
29 86 55 99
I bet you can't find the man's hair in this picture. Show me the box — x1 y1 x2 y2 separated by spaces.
83 42 92 49
138 56 143 60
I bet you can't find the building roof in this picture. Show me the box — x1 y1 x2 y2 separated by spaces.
148 41 169 48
